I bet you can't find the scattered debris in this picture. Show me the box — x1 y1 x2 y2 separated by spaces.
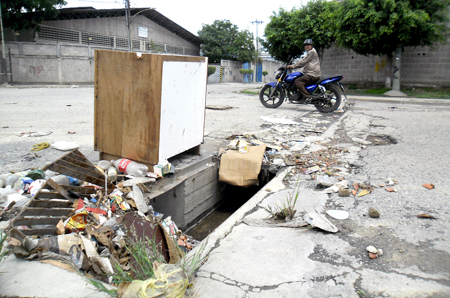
418 213 437 219
386 187 396 192
20 131 52 137
205 105 233 110
368 207 380 218
51 141 79 151
366 245 383 259
304 212 339 233
1 148 201 296
31 142 50 151
358 189 371 197
315 175 339 188
422 183 435 190
338 188 351 197
326 210 349 220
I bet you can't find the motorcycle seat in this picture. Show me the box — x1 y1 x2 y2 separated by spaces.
316 75 344 85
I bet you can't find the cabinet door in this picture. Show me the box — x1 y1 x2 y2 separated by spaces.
159 60 207 162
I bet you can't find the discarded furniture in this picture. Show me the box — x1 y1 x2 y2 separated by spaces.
94 50 208 166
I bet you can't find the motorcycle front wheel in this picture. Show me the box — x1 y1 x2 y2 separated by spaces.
259 85 285 108
314 84 342 113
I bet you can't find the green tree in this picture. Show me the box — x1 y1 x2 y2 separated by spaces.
1 0 67 30
198 20 256 63
261 0 339 62
337 0 450 88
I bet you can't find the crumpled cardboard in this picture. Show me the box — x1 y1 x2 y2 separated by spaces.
219 144 266 187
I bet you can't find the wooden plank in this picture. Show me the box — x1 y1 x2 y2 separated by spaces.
94 49 100 151
95 50 161 165
63 155 100 174
46 179 75 202
95 50 126 158
67 149 90 162
22 207 73 216
29 199 73 208
13 217 62 226
120 52 161 164
56 159 104 181
20 228 58 236
31 191 67 200
46 163 106 187
60 185 99 195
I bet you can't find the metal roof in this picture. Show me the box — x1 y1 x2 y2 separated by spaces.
52 7 202 46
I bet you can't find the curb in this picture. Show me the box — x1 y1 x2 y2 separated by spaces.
348 95 450 105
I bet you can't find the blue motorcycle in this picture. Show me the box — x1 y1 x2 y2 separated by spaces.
260 58 347 112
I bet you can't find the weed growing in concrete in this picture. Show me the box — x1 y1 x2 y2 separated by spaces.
263 179 300 220
0 232 10 273
178 238 208 280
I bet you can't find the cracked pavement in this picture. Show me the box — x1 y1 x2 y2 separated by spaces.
193 98 450 298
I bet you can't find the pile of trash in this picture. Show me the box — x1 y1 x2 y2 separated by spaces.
0 149 200 297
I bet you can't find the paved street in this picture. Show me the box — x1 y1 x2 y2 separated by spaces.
194 92 450 298
1 83 450 297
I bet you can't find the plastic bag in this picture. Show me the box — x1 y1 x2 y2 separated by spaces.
51 141 79 151
119 262 188 298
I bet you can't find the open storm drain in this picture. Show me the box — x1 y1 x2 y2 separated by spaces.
366 134 397 145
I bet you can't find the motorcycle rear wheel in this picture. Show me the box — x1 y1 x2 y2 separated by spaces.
314 84 342 113
260 85 285 108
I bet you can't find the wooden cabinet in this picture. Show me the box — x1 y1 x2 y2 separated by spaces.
94 50 208 166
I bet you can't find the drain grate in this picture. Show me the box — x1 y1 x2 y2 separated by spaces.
366 134 397 145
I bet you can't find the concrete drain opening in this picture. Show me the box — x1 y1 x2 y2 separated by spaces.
149 156 274 242
366 134 397 145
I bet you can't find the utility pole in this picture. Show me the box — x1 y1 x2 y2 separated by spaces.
251 19 263 83
125 0 131 52
0 0 6 59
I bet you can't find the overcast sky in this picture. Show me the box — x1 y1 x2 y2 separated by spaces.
64 0 308 38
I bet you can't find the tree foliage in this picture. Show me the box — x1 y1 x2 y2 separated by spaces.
198 20 256 63
261 0 339 62
337 0 450 57
1 0 67 30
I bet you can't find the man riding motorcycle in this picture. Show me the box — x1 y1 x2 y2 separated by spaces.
287 39 321 101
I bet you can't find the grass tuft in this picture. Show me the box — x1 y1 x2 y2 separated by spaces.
263 179 301 220
0 232 10 274
178 238 208 280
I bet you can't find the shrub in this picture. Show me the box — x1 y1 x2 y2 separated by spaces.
208 66 216 77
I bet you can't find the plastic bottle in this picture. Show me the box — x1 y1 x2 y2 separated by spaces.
13 177 34 193
97 160 112 171
67 176 81 186
6 174 20 187
107 166 118 182
52 175 70 185
111 159 148 177
44 170 58 179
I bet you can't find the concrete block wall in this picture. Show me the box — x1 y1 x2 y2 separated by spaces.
402 39 450 86
207 63 221 84
261 60 284 82
321 41 450 88
5 41 97 84
221 60 244 82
